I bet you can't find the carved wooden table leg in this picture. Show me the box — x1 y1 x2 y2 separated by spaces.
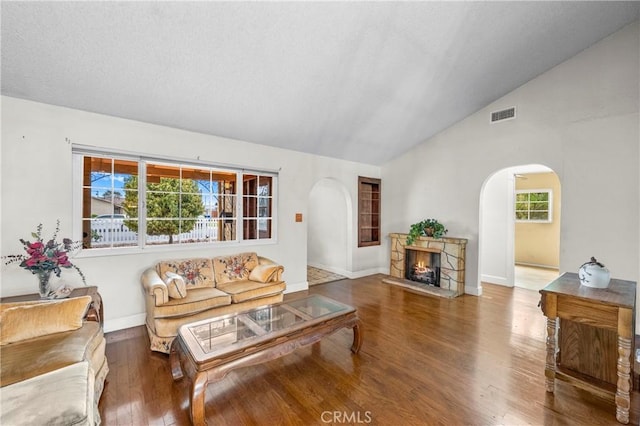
615 335 631 424
540 276 636 423
545 317 556 392
190 372 209 426
351 320 363 354
172 298 363 425
170 339 184 381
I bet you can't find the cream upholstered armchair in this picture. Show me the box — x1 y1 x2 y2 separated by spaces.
141 252 285 353
0 296 108 426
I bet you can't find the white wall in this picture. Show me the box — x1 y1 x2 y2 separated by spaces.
2 21 638 331
480 169 514 287
0 97 381 332
383 22 639 299
308 178 350 275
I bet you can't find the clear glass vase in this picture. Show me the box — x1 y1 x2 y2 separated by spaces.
37 270 54 299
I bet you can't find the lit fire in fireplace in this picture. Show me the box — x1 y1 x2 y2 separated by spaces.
413 261 433 275
405 249 441 287
412 261 437 285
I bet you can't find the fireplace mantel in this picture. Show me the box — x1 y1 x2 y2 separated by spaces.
387 233 467 297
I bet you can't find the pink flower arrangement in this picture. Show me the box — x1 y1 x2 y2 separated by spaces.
3 220 86 284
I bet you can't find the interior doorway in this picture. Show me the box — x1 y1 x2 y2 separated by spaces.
307 178 352 284
514 265 559 291
513 169 560 290
479 164 561 291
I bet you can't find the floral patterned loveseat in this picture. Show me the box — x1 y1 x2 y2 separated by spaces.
141 252 285 353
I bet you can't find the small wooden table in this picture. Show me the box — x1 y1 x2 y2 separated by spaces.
539 272 636 424
0 286 103 324
170 294 362 425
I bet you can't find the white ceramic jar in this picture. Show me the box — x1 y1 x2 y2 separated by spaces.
578 257 611 288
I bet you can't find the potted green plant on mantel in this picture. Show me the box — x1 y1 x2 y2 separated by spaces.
406 219 448 246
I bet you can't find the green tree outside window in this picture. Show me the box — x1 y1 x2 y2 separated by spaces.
123 176 204 244
515 190 551 222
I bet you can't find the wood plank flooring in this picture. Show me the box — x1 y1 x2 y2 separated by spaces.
307 266 347 286
514 265 559 291
100 275 640 425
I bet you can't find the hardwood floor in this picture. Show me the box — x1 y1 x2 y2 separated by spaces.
307 266 347 286
514 265 559 291
100 275 639 425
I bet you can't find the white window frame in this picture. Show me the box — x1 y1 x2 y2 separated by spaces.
72 145 278 256
515 189 553 223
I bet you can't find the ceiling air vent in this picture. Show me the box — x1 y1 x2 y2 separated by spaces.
490 107 516 123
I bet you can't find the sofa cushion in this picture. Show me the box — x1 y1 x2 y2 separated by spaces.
1 361 96 426
216 280 286 303
150 293 285 343
213 252 259 284
0 321 104 387
249 264 280 283
164 272 187 299
157 258 215 289
0 296 92 345
153 287 231 319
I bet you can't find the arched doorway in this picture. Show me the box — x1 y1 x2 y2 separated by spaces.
479 164 560 291
307 178 352 284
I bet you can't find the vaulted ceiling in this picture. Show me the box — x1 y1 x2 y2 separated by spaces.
2 2 638 165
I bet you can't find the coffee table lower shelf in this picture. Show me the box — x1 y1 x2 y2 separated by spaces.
170 308 362 425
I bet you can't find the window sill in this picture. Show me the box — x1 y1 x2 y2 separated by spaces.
75 238 278 258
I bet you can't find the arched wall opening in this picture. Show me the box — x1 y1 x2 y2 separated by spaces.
478 164 561 291
307 178 353 276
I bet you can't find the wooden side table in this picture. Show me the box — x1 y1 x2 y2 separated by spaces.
539 272 636 424
0 286 103 325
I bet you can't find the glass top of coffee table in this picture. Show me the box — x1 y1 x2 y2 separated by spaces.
179 294 355 361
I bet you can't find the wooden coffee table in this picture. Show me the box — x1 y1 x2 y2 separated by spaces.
170 294 362 425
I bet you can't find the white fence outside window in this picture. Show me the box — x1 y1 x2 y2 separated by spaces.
90 218 219 246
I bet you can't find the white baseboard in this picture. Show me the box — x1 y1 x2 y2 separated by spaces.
103 271 384 333
515 262 559 270
481 274 511 286
104 282 309 333
104 313 146 333
104 284 310 333
284 281 308 294
349 267 388 279
307 262 351 278
308 262 388 280
465 285 482 296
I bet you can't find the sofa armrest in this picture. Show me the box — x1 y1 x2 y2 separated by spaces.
257 256 285 282
141 268 169 306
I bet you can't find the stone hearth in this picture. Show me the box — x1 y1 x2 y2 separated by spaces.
385 233 467 298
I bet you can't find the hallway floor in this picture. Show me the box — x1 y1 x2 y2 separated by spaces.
514 265 559 291
307 266 347 286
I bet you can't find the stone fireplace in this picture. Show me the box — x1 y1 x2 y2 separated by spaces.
385 233 467 298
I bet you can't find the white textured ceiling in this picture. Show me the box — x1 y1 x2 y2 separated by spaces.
2 2 639 165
